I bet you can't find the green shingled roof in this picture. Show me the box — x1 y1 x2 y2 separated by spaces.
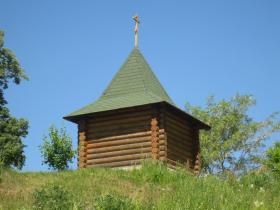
65 48 174 118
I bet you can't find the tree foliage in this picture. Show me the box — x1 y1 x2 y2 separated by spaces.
264 141 280 178
0 30 28 169
40 125 75 171
186 94 280 174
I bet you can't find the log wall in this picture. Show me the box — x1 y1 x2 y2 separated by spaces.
77 106 167 168
163 109 200 170
76 104 200 172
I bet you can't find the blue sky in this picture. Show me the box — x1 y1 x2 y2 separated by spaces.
1 0 279 171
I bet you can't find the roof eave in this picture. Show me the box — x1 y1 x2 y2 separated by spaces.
63 102 211 130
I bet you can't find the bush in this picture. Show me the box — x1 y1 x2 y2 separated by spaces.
33 183 73 210
40 125 75 171
239 170 273 189
265 141 280 178
94 194 139 210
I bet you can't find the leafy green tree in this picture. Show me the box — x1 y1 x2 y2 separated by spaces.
264 141 280 178
0 30 28 169
186 94 280 174
40 125 75 171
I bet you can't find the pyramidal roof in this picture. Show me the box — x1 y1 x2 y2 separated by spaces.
65 48 174 119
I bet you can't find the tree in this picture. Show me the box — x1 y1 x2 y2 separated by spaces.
40 125 75 171
186 94 280 174
0 30 28 169
264 141 280 178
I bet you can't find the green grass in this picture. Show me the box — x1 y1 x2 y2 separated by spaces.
0 161 280 209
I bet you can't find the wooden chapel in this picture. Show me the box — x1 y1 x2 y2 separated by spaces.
64 16 210 173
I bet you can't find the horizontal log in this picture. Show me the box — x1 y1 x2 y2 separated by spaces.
87 159 143 168
87 122 150 133
86 142 166 158
167 158 190 166
87 147 151 159
167 146 192 159
87 134 151 145
167 140 192 153
87 109 152 124
87 136 151 149
87 131 151 142
87 133 165 147
86 153 151 164
86 126 150 139
166 158 179 167
165 122 194 139
87 120 150 133
166 135 193 149
87 142 151 154
167 150 192 163
166 123 194 139
167 151 187 162
79 151 87 157
87 115 151 129
164 111 191 128
159 150 165 157
167 145 192 161
165 114 193 133
93 104 152 116
167 134 193 148
159 139 165 146
158 134 165 139
166 127 192 142
167 155 186 164
159 129 165 134
165 128 194 144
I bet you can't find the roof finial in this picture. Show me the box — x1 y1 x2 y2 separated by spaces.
132 15 140 48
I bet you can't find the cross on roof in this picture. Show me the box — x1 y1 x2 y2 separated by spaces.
133 15 139 48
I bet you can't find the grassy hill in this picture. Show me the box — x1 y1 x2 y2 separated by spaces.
0 162 279 210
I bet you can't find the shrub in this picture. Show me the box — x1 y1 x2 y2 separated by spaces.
94 193 139 210
40 125 75 171
265 141 280 178
33 183 73 210
240 170 273 189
